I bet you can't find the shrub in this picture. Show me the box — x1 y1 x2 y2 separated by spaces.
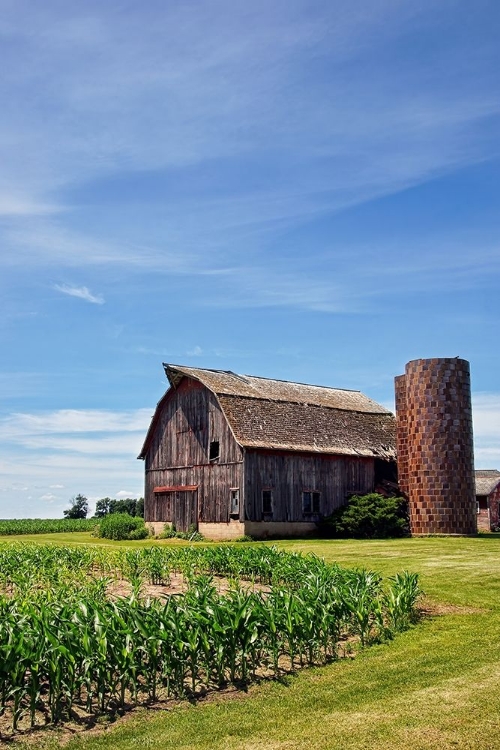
157 524 176 539
156 523 204 541
97 513 150 541
128 526 150 540
320 493 410 539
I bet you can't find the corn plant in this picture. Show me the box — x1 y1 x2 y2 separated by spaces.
0 542 421 733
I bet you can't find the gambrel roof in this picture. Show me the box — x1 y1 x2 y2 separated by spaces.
475 470 500 496
139 364 396 460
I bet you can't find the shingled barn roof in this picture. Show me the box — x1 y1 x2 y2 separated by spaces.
475 470 500 496
139 365 396 459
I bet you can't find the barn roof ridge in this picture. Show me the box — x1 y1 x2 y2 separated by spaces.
163 362 362 395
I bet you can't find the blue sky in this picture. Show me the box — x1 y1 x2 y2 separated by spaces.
1 0 499 517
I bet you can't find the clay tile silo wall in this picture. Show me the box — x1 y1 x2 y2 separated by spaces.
395 358 476 535
394 374 409 497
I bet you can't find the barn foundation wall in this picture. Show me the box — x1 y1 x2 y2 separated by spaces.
243 521 317 539
198 521 246 540
147 521 168 536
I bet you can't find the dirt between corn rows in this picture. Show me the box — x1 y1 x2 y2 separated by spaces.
106 572 271 599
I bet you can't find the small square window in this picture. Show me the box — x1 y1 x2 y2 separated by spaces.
209 440 220 461
262 489 273 517
230 488 240 517
303 491 320 515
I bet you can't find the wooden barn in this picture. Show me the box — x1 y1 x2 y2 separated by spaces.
138 365 397 540
475 470 500 531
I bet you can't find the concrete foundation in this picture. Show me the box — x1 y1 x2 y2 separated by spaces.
148 520 318 541
243 521 317 539
147 521 169 536
198 521 246 540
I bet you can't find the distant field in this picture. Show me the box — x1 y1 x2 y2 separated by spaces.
0 518 99 535
10 534 500 750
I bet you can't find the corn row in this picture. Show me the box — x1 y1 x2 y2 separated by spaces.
0 518 99 535
0 544 421 733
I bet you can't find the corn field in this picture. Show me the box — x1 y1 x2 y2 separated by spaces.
0 543 421 734
0 518 99 535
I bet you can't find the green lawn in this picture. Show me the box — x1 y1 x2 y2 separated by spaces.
11 534 500 750
0 532 186 547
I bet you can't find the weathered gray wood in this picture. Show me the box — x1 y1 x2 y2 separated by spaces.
243 450 374 522
153 490 198 531
144 378 244 524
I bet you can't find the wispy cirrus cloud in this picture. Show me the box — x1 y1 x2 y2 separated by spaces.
472 394 500 469
0 408 150 517
0 192 62 218
0 1 498 250
0 409 151 437
53 284 104 304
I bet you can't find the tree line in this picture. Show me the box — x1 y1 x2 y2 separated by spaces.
63 495 144 519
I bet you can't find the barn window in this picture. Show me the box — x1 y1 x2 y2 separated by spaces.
262 489 273 517
209 440 220 461
230 488 240 517
302 491 320 515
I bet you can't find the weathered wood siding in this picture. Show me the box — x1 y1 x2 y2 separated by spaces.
144 378 243 525
243 449 374 522
153 490 197 532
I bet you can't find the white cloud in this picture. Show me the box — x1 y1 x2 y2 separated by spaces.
115 490 140 499
39 493 58 502
472 394 500 439
0 408 149 516
53 283 104 304
472 393 500 470
0 192 61 217
187 346 203 356
0 408 152 438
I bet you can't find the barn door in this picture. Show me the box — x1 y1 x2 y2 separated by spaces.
173 490 198 532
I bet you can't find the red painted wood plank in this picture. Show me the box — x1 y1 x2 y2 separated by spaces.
153 485 198 493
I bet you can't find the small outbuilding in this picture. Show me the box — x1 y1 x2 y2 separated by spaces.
475 470 500 531
139 364 397 540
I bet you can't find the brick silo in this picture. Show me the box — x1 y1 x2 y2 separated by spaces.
395 358 476 535
394 374 409 498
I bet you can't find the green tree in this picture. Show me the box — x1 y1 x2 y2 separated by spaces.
93 497 145 518
94 497 112 518
63 494 89 519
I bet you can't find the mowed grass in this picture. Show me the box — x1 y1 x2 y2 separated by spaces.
11 534 500 750
0 532 185 547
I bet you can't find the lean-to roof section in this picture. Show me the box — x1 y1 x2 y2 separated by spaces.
475 470 500 495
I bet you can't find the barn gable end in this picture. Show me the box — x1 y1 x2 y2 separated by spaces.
140 376 244 535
